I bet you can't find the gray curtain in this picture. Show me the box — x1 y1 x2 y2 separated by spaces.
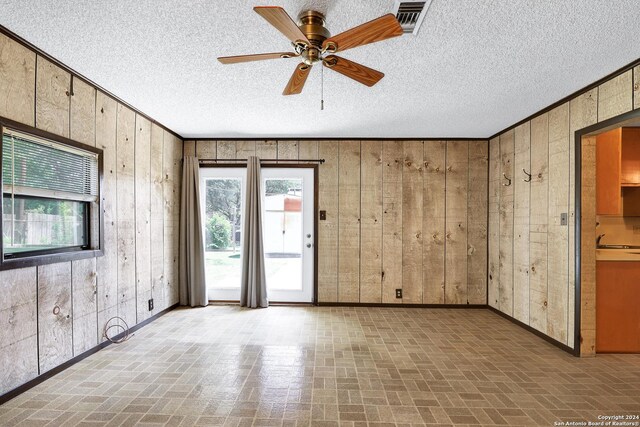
179 156 208 307
240 156 268 308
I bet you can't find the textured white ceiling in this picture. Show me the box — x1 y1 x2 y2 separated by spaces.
0 1 639 138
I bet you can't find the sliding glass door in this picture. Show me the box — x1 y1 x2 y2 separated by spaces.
200 166 315 303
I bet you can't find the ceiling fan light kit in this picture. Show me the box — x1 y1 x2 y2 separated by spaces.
217 6 404 96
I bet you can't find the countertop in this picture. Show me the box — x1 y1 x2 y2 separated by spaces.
596 248 640 261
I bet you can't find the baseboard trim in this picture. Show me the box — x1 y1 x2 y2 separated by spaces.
486 306 575 355
0 303 179 406
317 302 487 308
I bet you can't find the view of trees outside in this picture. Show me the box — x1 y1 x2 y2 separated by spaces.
205 178 241 251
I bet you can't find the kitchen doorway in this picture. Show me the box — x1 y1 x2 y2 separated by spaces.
576 108 640 356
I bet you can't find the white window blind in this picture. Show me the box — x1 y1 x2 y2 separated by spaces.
2 128 98 202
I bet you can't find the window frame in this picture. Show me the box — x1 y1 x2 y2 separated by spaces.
0 116 104 270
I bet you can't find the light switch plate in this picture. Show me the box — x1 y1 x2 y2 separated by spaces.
560 213 568 226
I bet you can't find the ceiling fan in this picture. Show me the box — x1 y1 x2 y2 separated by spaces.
217 6 404 95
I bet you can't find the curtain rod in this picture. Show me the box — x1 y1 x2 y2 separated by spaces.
198 158 325 164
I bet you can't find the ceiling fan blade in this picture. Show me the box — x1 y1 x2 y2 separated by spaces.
218 52 298 64
323 55 384 87
283 63 312 95
254 6 311 45
322 14 403 53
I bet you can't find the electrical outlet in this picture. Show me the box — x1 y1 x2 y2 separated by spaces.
395 289 402 299
148 298 154 311
560 213 568 226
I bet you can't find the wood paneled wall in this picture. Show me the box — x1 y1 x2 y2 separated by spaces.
488 67 638 354
0 33 182 395
185 139 488 305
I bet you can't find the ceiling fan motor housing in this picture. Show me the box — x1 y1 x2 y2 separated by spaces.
297 10 330 64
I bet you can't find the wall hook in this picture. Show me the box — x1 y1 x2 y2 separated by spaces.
502 173 511 186
523 169 532 182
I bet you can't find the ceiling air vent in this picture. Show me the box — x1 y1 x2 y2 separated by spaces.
392 0 431 35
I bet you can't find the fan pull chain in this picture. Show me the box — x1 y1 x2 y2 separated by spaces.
321 64 324 111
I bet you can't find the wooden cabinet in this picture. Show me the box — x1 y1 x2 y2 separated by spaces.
596 261 640 352
596 128 640 215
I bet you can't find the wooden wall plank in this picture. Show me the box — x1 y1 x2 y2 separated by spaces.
423 141 445 304
529 113 549 333
163 133 177 309
116 104 136 326
69 77 96 146
635 65 640 110
164 132 182 307
547 103 570 344
150 124 165 315
69 79 100 247
196 140 216 158
467 141 488 305
0 34 36 125
598 70 633 122
236 140 256 159
580 136 597 356
445 141 468 304
135 115 152 323
317 141 339 302
256 140 277 158
298 140 318 160
35 56 70 137
402 141 424 303
499 131 514 315
0 267 38 395
72 258 97 355
568 89 597 349
278 140 299 160
217 141 236 159
172 134 183 305
116 104 136 221
488 137 500 308
359 140 383 303
513 123 531 323
382 141 403 303
338 140 361 302
95 92 118 341
183 140 195 156
38 262 72 373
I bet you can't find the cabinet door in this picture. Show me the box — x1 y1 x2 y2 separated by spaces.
596 261 640 352
621 128 640 185
596 128 621 215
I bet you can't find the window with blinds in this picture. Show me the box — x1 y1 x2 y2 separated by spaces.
1 125 100 261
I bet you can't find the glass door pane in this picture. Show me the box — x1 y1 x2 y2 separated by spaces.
261 167 314 302
200 168 245 300
263 178 303 291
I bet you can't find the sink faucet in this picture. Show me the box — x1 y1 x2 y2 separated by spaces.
596 234 606 246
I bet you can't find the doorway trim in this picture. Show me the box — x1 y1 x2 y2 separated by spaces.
574 107 640 357
199 162 319 305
